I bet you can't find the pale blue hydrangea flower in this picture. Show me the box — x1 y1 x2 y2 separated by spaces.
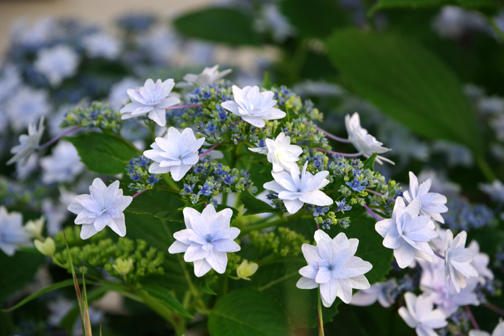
7 116 45 165
178 65 232 89
404 171 448 223
266 132 303 173
6 86 50 132
67 178 132 239
40 140 84 184
82 32 121 60
34 45 80 86
0 206 31 256
168 204 241 277
444 229 478 293
398 292 448 336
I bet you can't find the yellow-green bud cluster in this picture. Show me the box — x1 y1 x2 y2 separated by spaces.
61 101 122 131
249 227 308 260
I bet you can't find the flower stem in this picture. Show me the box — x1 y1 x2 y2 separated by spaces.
464 306 479 330
365 189 395 202
363 204 382 221
316 148 362 157
313 125 350 143
486 302 504 316
487 15 504 42
166 104 201 110
38 126 81 150
433 250 445 260
199 144 219 158
476 155 496 183
317 287 325 336
132 189 147 199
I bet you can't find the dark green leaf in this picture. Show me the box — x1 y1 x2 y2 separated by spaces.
370 0 497 12
64 132 139 175
363 153 378 171
173 8 261 46
126 189 185 219
241 192 274 215
0 251 44 303
262 72 273 90
326 29 483 153
143 284 193 318
280 0 351 38
208 289 289 336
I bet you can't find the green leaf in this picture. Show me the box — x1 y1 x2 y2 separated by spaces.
363 153 378 171
173 8 261 46
143 284 193 318
126 189 185 219
280 0 351 38
64 132 139 175
60 286 109 333
326 29 483 153
208 289 289 336
241 192 274 215
0 251 44 303
262 72 273 90
370 0 497 12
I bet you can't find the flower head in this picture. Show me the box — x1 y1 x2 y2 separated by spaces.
345 112 393 164
444 229 478 292
40 141 85 184
375 197 438 268
67 178 133 239
34 237 55 257
237 260 259 280
398 292 447 336
403 171 448 223
350 280 396 308
266 132 303 173
179 65 232 88
0 206 31 256
120 78 180 126
168 204 241 277
7 116 45 165
469 320 504 336
248 139 268 154
144 127 205 181
34 45 80 86
263 162 333 214
296 230 372 306
24 216 45 238
82 32 121 60
468 240 493 284
221 85 286 127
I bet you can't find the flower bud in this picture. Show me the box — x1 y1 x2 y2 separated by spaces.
25 216 45 238
237 260 258 280
113 258 134 276
34 237 55 256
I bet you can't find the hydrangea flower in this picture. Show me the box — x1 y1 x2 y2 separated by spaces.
468 240 494 284
67 178 132 239
7 116 45 165
296 230 372 306
221 85 286 127
350 280 396 308
34 45 80 86
0 206 31 256
179 65 232 88
143 127 205 181
248 139 268 154
398 292 448 336
403 171 448 223
266 132 303 172
345 112 393 164
6 86 50 131
120 78 180 126
107 78 141 110
375 197 438 268
82 32 121 60
264 162 333 214
444 229 478 292
168 204 240 277
469 320 504 336
40 141 84 184
479 180 504 203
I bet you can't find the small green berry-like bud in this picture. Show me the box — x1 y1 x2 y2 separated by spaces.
113 258 134 276
24 216 45 239
34 237 56 257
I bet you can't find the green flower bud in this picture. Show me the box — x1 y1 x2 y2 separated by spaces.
113 258 134 276
25 216 45 238
34 237 55 256
237 260 258 280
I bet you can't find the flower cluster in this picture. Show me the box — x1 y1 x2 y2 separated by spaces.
126 155 161 193
61 101 122 131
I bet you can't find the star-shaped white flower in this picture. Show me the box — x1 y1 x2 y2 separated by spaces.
350 280 396 308
263 162 333 214
144 127 205 182
168 204 241 277
444 229 478 293
469 320 504 336
34 45 80 86
0 206 31 256
296 230 372 306
266 132 303 173
345 112 394 165
179 65 232 88
7 116 45 165
403 171 448 223
221 85 286 127
120 78 180 126
468 240 494 284
67 178 132 239
375 197 438 269
398 292 448 336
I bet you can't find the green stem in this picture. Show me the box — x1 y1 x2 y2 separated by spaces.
239 213 300 236
222 192 229 207
476 155 497 182
488 16 504 42
318 287 325 336
162 174 180 191
116 133 142 155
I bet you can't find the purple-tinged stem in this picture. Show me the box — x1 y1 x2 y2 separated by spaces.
233 120 245 124
486 302 504 316
316 221 320 230
313 125 351 143
165 104 201 110
433 250 445 260
316 148 362 158
38 126 81 150
363 204 382 221
465 306 479 330
365 189 395 202
199 144 219 158
132 189 147 199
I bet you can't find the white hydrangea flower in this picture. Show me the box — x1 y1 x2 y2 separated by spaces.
479 180 504 203
263 161 333 214
179 65 232 88
221 85 286 127
40 141 85 184
107 78 141 110
468 240 494 284
403 171 448 223
120 78 180 126
168 204 240 277
345 112 393 164
375 197 438 269
296 230 372 306
0 64 21 103
444 229 478 293
144 127 205 181
6 86 50 132
0 206 31 256
248 139 268 154
266 132 303 173
8 116 45 165
469 320 504 336
82 32 121 60
67 178 132 239
398 292 448 336
34 45 80 86
350 280 396 308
